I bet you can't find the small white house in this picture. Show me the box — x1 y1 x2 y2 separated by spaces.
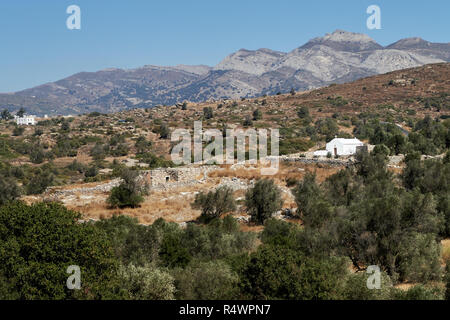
314 137 364 157
15 115 36 126
326 137 364 156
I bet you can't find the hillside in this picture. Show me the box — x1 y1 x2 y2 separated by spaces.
1 62 450 300
1 30 449 116
0 63 448 224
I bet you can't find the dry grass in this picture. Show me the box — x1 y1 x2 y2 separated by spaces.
64 180 227 224
210 162 343 185
394 283 416 291
441 239 450 264
20 160 345 224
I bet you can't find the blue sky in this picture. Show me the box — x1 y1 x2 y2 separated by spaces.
0 0 448 93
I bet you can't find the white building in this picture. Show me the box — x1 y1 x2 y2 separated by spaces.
314 137 364 157
15 115 36 125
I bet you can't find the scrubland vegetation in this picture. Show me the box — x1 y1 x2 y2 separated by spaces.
0 64 449 300
1 148 450 299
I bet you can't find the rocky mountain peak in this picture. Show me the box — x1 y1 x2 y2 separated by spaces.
300 29 382 52
324 29 377 43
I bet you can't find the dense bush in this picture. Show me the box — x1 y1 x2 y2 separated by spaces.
138 152 173 168
107 169 147 208
0 133 448 300
354 116 450 156
12 126 24 136
239 244 347 299
25 167 55 195
118 264 175 300
173 260 239 300
252 109 262 121
0 201 119 299
203 107 214 120
0 177 21 205
135 136 152 154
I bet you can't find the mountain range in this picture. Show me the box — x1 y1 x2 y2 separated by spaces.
1 30 449 116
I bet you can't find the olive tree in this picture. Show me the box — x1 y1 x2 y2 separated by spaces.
245 179 283 224
192 186 236 223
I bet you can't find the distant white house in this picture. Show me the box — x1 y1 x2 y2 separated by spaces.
15 115 36 126
314 137 364 157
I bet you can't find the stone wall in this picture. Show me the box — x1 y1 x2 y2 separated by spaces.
142 166 218 189
44 166 219 198
45 179 121 199
280 157 353 167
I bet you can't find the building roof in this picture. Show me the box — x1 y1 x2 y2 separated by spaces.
327 138 363 145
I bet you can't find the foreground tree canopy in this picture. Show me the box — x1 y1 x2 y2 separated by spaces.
0 150 449 300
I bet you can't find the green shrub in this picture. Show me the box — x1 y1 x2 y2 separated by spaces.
0 201 119 299
12 127 24 136
107 169 147 209
118 264 175 300
245 179 283 224
173 260 239 300
192 186 236 223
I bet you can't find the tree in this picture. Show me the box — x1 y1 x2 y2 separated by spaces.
173 260 239 300
252 109 262 121
387 133 406 155
158 123 170 139
29 146 46 164
110 143 129 156
60 121 70 132
445 263 450 300
239 245 303 299
0 177 22 206
245 179 283 224
192 186 236 223
297 106 310 119
12 126 24 136
260 218 297 247
33 128 43 136
25 168 54 195
401 152 424 190
118 264 175 300
392 284 444 300
342 271 394 300
107 169 147 208
135 136 151 154
16 108 25 118
240 244 347 299
243 115 253 127
159 232 192 268
396 232 441 282
1 109 12 120
95 215 161 266
203 107 214 120
85 165 99 178
0 201 119 299
90 143 107 161
293 173 332 227
293 173 334 228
